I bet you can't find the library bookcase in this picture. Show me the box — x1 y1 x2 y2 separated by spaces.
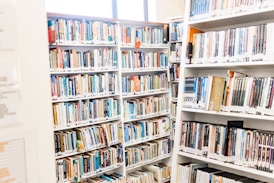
47 13 172 183
168 18 184 148
171 1 274 183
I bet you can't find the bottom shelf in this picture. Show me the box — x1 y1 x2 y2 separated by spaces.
81 163 124 180
177 151 274 180
56 163 123 183
127 162 171 183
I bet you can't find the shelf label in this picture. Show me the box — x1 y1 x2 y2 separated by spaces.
0 58 19 126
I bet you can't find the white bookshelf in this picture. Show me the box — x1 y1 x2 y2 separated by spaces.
168 19 184 162
119 19 172 181
47 13 125 183
47 13 172 183
171 1 274 183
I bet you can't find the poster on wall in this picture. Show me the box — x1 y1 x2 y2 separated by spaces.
0 138 27 182
0 0 16 50
0 130 37 183
0 58 19 126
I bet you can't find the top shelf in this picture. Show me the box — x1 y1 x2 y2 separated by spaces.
49 42 117 48
189 8 274 30
185 61 274 69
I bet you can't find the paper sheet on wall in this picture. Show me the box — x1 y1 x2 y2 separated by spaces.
0 138 27 183
0 58 19 126
0 130 37 183
0 0 16 50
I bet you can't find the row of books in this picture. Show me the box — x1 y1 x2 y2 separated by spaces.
180 120 274 173
52 98 121 129
183 75 224 111
125 137 171 167
84 173 125 183
82 163 171 183
189 0 274 20
120 26 166 46
221 76 274 115
123 117 171 144
51 73 118 100
54 123 121 156
121 74 168 95
49 48 118 72
169 42 182 61
123 95 169 120
183 71 274 115
126 170 154 183
48 19 118 44
121 51 168 70
126 163 171 183
142 163 171 182
190 23 272 64
170 63 180 81
177 162 265 183
48 18 168 45
170 22 184 42
55 146 123 182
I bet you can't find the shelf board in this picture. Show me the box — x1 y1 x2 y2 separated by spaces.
49 42 117 48
181 108 274 121
189 8 274 30
161 178 171 183
169 60 182 64
47 12 118 22
80 163 123 180
123 112 170 123
53 116 121 131
126 154 172 171
170 80 179 83
122 90 169 99
178 151 274 179
50 68 118 75
184 61 274 69
124 132 171 147
52 93 119 103
120 44 168 49
171 98 178 102
169 40 183 44
119 19 168 26
122 68 168 74
55 144 108 159
55 141 121 160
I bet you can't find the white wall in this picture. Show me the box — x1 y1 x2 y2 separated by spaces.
0 0 55 182
154 0 185 22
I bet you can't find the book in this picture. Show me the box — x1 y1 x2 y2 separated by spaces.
48 20 56 43
195 167 221 183
163 24 169 43
189 163 208 183
206 75 226 111
177 162 191 183
188 27 204 64
143 163 171 182
213 171 246 183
